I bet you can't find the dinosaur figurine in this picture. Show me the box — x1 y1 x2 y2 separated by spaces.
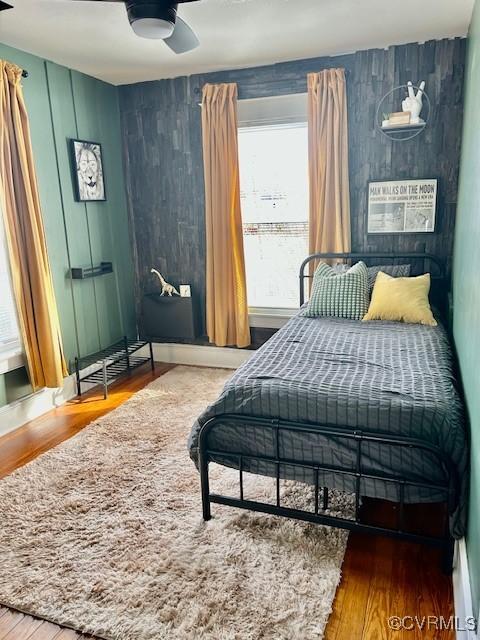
151 268 180 296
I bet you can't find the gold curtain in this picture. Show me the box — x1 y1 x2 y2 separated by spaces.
308 69 351 265
0 61 68 389
201 83 250 348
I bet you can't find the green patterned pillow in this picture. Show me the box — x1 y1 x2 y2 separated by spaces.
303 261 369 320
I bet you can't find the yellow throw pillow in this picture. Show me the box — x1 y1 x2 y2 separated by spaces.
363 271 437 326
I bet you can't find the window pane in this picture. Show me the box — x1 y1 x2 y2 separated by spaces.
0 219 20 351
239 123 308 309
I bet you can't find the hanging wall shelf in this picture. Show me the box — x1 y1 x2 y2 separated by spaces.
70 261 113 280
375 84 431 142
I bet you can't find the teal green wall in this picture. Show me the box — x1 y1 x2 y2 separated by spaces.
0 44 136 406
453 0 480 613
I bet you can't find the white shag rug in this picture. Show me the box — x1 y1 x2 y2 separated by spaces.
0 366 353 640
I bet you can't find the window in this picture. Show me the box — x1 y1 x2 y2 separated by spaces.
238 121 308 309
0 218 21 357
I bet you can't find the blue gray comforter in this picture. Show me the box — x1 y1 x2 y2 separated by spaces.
188 313 468 537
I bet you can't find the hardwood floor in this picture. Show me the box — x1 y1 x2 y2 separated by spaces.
326 523 454 639
0 363 173 481
0 363 454 640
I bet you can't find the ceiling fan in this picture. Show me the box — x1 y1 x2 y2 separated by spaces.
75 0 200 52
1 0 201 53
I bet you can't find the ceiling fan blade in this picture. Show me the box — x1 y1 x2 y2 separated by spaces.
0 1 13 10
164 16 199 54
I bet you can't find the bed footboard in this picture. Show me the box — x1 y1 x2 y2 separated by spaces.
198 414 459 573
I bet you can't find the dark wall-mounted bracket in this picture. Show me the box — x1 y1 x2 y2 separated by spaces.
70 262 113 280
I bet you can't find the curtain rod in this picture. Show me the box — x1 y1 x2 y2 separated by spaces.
196 68 350 105
198 91 308 107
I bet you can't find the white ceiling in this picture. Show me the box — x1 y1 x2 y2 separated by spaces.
0 0 474 85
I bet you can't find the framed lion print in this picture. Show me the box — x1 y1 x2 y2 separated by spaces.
70 139 106 202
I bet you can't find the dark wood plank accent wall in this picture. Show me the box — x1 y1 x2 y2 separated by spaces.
119 38 465 339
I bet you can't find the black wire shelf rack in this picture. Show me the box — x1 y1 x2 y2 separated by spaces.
74 337 154 399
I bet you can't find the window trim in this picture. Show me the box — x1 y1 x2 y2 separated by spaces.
237 93 308 128
0 347 24 375
248 307 297 329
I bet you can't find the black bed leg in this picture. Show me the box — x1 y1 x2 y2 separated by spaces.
149 341 155 371
199 452 211 521
442 538 455 575
75 357 81 397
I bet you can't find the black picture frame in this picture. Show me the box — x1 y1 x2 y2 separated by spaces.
69 138 106 202
366 178 437 235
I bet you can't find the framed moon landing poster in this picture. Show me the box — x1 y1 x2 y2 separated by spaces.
70 139 106 202
367 179 437 233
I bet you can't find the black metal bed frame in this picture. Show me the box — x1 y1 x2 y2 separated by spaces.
299 251 447 306
198 252 457 572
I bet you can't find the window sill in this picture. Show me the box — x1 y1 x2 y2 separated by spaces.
0 349 24 375
249 307 297 329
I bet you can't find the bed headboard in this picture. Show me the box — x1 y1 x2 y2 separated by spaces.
299 252 447 309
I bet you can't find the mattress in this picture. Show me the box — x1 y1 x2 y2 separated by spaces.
188 312 468 537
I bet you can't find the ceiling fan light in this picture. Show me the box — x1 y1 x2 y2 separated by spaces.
131 17 175 39
126 2 178 40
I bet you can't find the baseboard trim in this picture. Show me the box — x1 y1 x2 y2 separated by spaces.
453 538 478 639
151 342 254 369
0 374 77 438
